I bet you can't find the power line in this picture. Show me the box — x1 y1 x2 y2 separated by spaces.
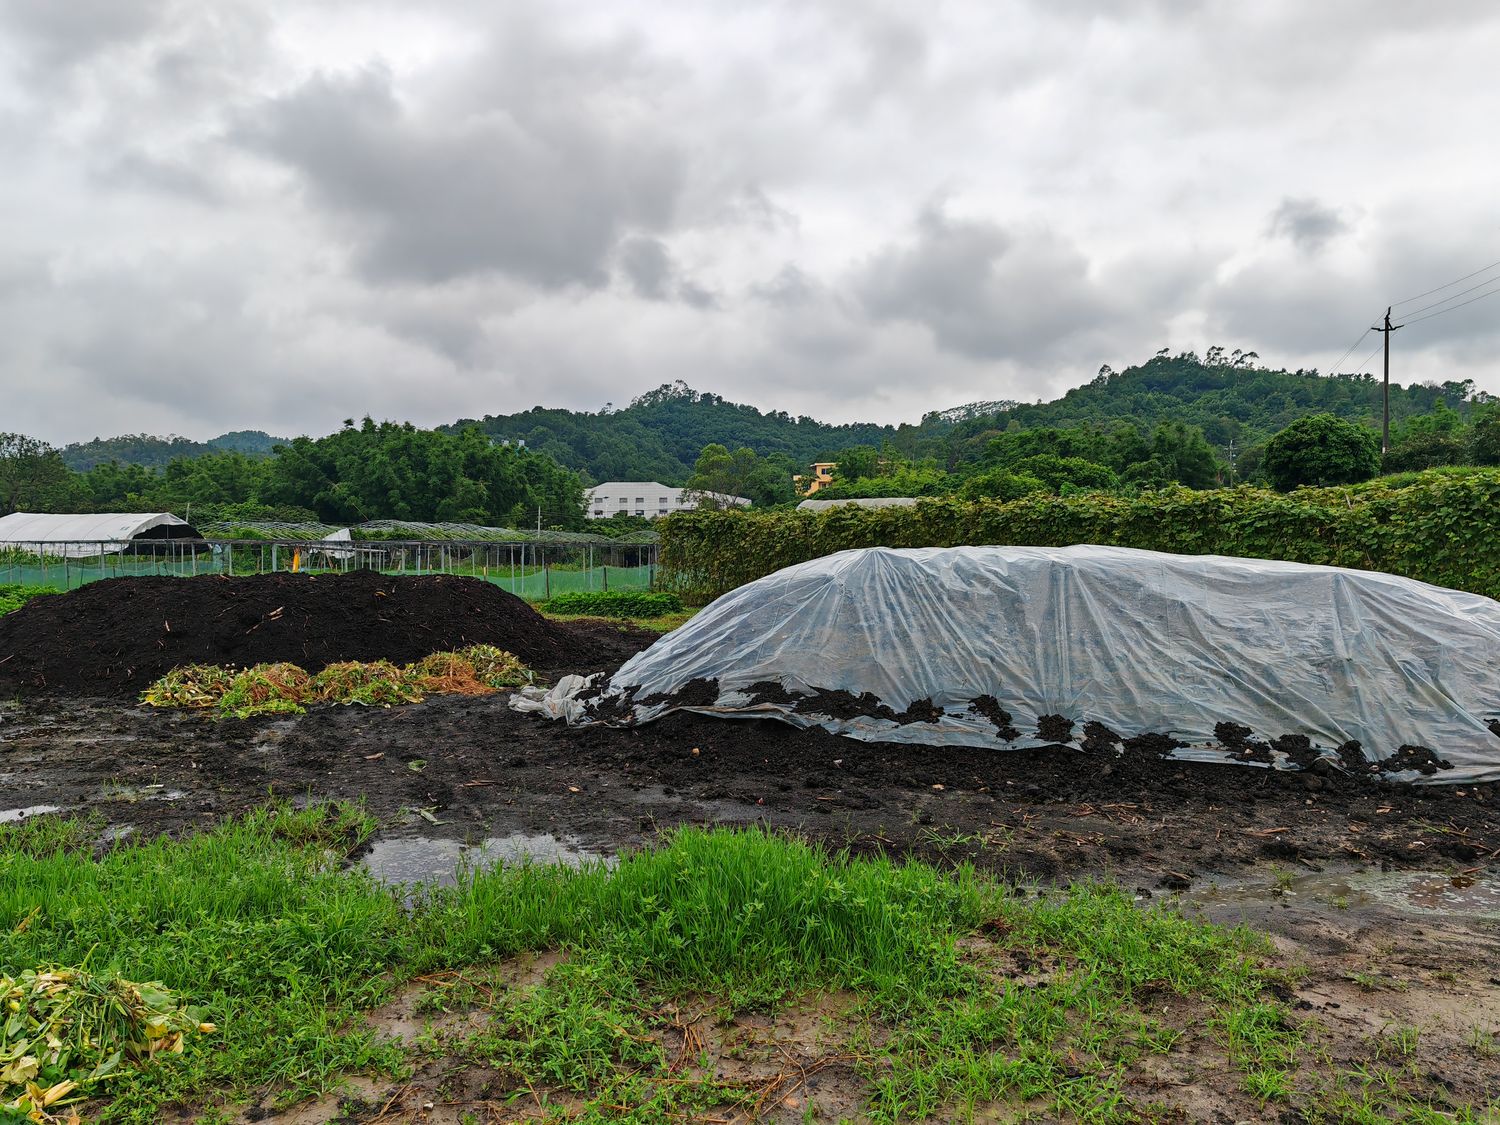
1351 339 1384 375
1398 272 1500 319
1326 327 1372 374
1391 258 1500 309
1322 256 1499 416
1400 279 1500 326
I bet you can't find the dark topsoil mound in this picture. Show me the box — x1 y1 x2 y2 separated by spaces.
0 571 657 698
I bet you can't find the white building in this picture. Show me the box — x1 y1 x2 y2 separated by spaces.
585 481 750 519
796 497 920 512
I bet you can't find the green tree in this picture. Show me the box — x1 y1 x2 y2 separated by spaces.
1147 421 1221 488
0 433 87 514
79 460 158 510
259 420 586 527
956 469 1048 501
815 465 953 499
154 452 268 509
831 445 883 481
1262 414 1380 491
1384 431 1465 473
685 444 771 506
1006 455 1117 492
1469 407 1500 466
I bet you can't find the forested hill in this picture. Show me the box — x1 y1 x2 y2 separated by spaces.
56 350 1482 482
450 353 1481 482
61 430 288 471
936 350 1476 457
445 381 899 485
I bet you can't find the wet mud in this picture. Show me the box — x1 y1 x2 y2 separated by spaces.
5 691 1496 887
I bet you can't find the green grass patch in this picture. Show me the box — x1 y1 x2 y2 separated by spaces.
541 607 698 635
1 809 1488 1122
0 584 60 617
538 591 684 618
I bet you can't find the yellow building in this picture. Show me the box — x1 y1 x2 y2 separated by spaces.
793 462 838 496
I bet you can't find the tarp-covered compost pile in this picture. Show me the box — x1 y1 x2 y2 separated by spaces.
516 545 1500 784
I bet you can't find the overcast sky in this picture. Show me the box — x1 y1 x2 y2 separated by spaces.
4 0 1500 445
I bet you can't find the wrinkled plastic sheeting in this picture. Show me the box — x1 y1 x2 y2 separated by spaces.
513 545 1500 783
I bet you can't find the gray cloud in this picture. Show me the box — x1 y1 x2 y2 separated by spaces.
857 205 1115 362
0 0 167 71
829 13 928 116
619 236 673 300
3 0 1500 444
237 46 682 288
98 148 222 203
1268 198 1349 255
678 279 718 310
618 235 718 307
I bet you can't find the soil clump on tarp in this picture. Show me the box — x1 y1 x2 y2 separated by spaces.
0 571 657 698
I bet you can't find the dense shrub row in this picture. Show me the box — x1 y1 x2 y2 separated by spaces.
539 590 685 618
659 469 1500 603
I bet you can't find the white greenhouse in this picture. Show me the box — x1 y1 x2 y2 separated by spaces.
0 512 205 558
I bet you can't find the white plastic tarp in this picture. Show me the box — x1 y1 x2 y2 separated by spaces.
0 512 197 557
515 545 1500 784
318 528 356 561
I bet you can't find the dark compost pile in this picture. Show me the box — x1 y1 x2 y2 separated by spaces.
0 571 658 698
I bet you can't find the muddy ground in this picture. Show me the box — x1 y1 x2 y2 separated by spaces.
6 691 1496 882
6 692 1500 1122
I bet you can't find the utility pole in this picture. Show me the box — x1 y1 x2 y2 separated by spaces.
1370 306 1404 459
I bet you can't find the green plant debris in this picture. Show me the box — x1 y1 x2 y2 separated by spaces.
137 666 237 710
1 967 213 1123
214 662 313 719
449 644 531 689
308 659 419 707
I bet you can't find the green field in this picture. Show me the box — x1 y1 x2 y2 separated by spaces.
0 556 656 600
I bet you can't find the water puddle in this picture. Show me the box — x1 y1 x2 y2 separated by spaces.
1186 870 1500 921
625 784 766 822
359 833 613 888
97 783 187 803
0 804 62 823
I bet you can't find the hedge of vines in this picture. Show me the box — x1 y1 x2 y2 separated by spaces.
659 470 1500 603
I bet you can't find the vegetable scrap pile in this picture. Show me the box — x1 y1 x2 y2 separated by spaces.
142 645 533 718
